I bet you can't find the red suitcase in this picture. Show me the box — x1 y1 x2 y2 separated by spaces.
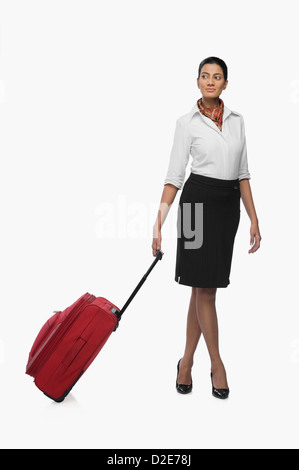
26 250 163 402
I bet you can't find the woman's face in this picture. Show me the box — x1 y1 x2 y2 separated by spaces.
197 63 228 101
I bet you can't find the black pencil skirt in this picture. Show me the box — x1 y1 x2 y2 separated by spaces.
175 173 241 288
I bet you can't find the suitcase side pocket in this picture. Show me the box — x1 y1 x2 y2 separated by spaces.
62 337 87 368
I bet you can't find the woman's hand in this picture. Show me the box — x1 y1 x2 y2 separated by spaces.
152 228 162 257
152 184 178 257
248 220 262 254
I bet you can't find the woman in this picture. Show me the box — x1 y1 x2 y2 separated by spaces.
152 57 261 399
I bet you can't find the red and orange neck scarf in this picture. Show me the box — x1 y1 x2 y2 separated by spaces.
197 97 224 131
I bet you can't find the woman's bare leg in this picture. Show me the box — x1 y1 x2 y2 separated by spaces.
195 287 228 389
177 287 201 385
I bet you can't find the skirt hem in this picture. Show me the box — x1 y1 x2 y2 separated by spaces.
175 276 230 288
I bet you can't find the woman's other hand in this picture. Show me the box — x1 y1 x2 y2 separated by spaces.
248 221 262 254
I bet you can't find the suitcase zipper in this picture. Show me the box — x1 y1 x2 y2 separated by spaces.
28 293 95 376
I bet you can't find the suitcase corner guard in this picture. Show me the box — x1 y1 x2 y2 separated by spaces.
111 307 122 331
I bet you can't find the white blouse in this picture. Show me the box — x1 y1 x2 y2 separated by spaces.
164 101 251 190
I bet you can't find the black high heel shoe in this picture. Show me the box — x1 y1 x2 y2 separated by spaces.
176 359 192 394
210 372 229 399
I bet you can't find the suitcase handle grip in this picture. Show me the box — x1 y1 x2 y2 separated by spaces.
118 250 164 317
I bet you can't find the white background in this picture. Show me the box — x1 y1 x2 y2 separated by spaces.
0 0 298 450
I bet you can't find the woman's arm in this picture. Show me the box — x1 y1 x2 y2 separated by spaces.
152 183 178 256
239 179 262 253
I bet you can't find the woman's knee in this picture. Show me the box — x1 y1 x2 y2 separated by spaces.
191 286 197 297
195 287 217 300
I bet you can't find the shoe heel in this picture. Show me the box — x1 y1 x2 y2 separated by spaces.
176 359 192 394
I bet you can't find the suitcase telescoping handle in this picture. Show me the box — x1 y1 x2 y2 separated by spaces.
116 250 164 319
